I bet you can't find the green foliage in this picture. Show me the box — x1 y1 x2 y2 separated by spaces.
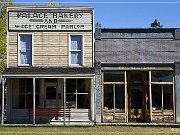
48 0 59 7
0 0 13 77
151 19 163 28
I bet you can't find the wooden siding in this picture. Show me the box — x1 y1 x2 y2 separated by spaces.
8 32 93 67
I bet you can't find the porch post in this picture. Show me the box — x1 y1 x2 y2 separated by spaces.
149 71 152 122
33 78 36 125
63 78 66 126
1 78 5 125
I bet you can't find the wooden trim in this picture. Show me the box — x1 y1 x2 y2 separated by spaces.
101 72 104 122
113 84 115 120
103 82 125 84
92 9 94 67
3 74 95 78
33 78 36 125
161 85 163 112
149 71 152 122
173 75 176 122
68 34 84 67
1 78 5 125
151 82 173 84
63 78 66 126
125 71 128 122
17 33 33 67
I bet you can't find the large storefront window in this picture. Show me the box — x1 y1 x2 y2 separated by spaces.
66 79 90 109
103 72 126 122
12 79 39 109
151 71 174 122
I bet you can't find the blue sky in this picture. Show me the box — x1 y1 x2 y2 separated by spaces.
12 0 180 28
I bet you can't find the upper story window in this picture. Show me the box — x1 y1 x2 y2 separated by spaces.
70 35 83 66
18 34 32 66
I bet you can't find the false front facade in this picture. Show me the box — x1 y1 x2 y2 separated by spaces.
2 6 95 125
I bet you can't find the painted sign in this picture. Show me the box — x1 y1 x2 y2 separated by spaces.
8 11 92 31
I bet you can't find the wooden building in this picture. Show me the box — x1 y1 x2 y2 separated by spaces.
1 6 95 125
95 23 180 124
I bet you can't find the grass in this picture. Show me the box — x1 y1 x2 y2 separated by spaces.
0 126 180 135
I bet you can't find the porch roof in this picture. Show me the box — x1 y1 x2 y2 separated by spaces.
2 67 95 78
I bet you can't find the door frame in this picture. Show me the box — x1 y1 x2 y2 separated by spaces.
44 82 58 108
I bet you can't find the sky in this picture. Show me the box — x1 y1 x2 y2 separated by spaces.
11 0 180 28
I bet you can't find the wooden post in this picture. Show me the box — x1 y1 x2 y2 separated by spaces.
63 78 66 126
125 71 128 122
113 84 115 120
149 71 152 122
33 78 36 125
173 76 176 122
101 72 104 122
161 85 163 113
1 78 4 125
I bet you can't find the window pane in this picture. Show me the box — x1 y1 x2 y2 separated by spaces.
77 94 90 109
46 86 56 99
26 94 33 109
152 84 162 110
71 51 82 65
66 79 76 93
115 85 125 109
35 79 40 93
71 35 82 50
77 79 86 93
26 79 33 93
151 72 173 82
66 94 76 108
36 94 39 108
104 72 124 82
163 85 173 110
19 79 25 93
104 84 113 109
19 94 25 109
20 35 32 65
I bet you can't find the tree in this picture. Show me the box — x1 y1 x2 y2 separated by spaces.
48 0 59 7
0 0 13 77
151 19 163 28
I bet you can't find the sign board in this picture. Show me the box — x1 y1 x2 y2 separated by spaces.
8 11 92 31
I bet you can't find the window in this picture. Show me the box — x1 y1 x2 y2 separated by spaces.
12 79 39 109
66 79 90 109
151 71 174 111
19 34 32 66
69 35 82 66
103 72 126 122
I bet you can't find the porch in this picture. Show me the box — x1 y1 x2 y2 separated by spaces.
1 67 95 125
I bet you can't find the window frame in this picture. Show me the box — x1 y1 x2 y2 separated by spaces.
18 33 33 66
69 34 84 66
66 79 90 109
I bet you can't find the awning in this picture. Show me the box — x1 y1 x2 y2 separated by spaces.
2 67 95 78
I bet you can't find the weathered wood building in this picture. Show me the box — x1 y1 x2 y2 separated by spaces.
1 6 180 125
95 24 180 123
1 6 95 125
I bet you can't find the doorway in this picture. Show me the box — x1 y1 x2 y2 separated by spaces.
127 71 149 122
45 82 58 108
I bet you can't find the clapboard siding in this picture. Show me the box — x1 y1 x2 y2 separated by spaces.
8 31 93 67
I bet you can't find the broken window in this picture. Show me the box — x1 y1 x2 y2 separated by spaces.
103 72 126 122
151 71 174 122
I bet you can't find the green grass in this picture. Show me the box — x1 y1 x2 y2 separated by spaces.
0 126 180 135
